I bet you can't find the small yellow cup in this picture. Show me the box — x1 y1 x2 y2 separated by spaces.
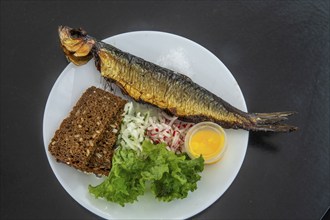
184 122 227 164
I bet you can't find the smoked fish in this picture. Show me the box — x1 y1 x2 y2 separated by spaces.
58 26 297 132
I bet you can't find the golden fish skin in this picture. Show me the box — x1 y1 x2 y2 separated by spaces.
58 26 297 132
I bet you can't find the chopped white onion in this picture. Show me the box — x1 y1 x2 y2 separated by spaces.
117 102 149 151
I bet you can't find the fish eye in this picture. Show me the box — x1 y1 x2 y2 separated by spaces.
70 28 87 38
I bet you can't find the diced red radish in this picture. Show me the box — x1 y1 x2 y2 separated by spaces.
146 112 194 153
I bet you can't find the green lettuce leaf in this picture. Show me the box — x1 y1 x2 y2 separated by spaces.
89 140 204 206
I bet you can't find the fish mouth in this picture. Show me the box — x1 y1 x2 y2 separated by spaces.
58 25 95 65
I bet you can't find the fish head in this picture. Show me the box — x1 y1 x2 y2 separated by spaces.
58 26 95 65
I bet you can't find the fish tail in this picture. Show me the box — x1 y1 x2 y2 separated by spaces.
248 111 297 132
58 26 95 65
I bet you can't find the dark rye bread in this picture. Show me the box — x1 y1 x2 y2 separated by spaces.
85 110 123 176
48 86 127 175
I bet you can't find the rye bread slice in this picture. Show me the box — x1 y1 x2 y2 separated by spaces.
85 111 124 176
48 86 127 174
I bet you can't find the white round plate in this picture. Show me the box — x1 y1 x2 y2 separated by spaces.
43 31 249 219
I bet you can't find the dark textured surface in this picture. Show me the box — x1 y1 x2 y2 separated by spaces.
1 1 329 219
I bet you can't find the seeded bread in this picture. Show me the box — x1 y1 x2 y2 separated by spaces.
48 86 127 175
85 110 123 176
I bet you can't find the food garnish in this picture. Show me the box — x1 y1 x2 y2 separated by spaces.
58 25 297 132
117 101 195 153
146 112 194 153
87 102 204 206
89 140 204 206
117 102 150 151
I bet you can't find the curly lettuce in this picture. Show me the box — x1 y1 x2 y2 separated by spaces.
89 140 204 206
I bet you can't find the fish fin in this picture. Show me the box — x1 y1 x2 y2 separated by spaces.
249 111 298 132
250 123 298 132
253 111 296 124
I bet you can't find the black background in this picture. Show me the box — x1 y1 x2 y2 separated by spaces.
1 1 329 219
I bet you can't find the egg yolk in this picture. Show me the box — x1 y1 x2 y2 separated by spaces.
189 128 224 161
